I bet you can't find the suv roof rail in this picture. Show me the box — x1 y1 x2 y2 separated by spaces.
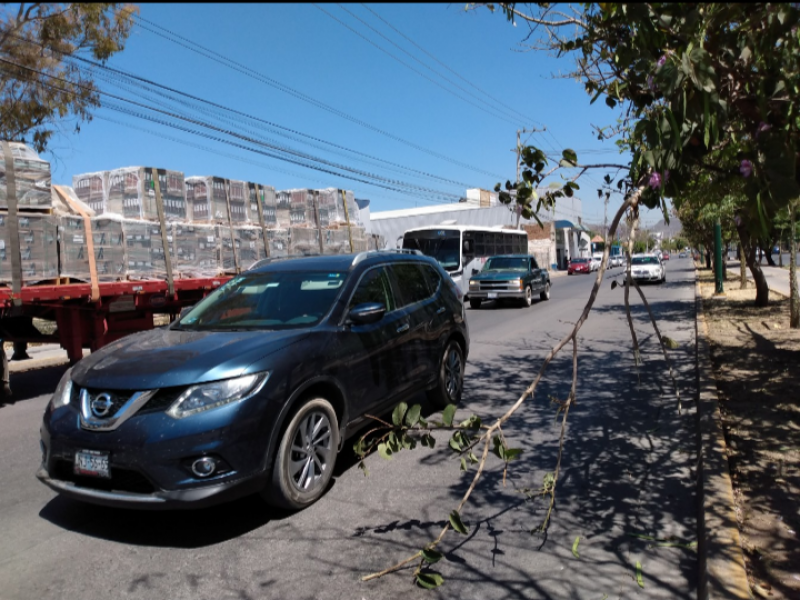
247 253 323 271
352 248 423 266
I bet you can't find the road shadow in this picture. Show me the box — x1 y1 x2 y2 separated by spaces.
0 362 69 409
38 491 292 548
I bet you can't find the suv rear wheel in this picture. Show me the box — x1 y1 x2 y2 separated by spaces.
265 397 339 510
427 340 464 409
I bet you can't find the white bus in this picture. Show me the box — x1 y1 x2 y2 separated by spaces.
401 225 528 297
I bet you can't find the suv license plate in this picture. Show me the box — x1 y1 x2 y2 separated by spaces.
74 450 110 478
487 292 498 299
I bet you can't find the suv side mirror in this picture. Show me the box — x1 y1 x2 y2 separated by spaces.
349 302 386 325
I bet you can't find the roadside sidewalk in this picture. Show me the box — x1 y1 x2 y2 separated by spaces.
6 344 73 373
725 259 797 297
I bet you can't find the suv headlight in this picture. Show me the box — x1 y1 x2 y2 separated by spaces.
167 372 270 419
469 280 478 288
49 367 73 410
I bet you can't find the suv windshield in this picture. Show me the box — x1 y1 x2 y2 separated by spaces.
175 271 346 331
483 257 528 271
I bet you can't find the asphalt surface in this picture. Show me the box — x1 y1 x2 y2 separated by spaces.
0 259 701 600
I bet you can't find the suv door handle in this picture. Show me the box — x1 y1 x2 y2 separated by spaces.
396 323 410 334
436 307 446 315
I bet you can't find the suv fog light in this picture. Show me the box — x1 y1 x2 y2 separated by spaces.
191 456 217 478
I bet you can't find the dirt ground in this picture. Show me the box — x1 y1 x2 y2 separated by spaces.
698 267 800 599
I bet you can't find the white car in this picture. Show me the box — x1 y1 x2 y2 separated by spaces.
590 253 603 271
630 254 665 284
609 255 623 268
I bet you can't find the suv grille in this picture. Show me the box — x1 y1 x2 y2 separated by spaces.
474 280 520 291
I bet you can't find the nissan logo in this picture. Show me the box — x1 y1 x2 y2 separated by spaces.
90 393 114 418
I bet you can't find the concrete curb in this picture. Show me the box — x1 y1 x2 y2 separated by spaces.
694 275 753 599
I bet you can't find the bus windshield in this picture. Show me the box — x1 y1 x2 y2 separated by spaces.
402 231 461 271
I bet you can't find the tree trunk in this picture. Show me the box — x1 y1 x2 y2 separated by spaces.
735 218 770 306
740 244 747 289
790 201 799 328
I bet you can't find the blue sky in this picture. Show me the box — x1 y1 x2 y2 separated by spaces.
41 4 664 227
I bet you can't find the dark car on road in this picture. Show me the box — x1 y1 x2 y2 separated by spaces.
38 251 469 511
568 257 591 275
467 254 551 309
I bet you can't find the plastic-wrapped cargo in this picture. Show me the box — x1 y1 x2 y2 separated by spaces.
72 171 107 215
172 223 220 278
288 226 323 256
75 167 187 220
220 226 265 273
316 188 359 227
266 228 289 258
59 217 125 282
288 189 316 227
0 142 52 210
124 219 170 280
186 176 248 223
323 228 351 255
0 213 58 283
247 183 277 228
276 190 291 229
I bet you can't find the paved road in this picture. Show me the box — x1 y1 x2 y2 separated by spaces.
0 258 699 600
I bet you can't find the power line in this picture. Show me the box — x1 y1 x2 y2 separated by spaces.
326 3 524 127
129 12 507 180
0 57 464 203
360 3 542 128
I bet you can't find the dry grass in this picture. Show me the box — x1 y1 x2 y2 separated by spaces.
699 267 800 599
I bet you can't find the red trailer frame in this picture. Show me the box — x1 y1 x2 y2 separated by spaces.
0 277 230 364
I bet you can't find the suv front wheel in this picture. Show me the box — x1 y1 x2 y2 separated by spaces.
427 340 464 409
265 397 340 510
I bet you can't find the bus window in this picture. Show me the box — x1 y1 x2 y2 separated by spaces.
474 232 486 256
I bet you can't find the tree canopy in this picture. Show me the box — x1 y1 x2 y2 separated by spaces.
0 3 137 152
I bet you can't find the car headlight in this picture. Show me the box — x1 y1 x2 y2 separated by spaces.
514 278 523 289
469 280 478 288
49 367 74 410
167 372 270 419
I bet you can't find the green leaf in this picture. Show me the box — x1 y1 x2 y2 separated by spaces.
405 404 422 428
605 96 617 109
416 572 444 589
442 404 456 427
562 148 578 164
572 536 580 558
421 548 444 564
377 443 393 460
505 448 522 461
358 461 369 476
703 93 710 148
636 561 644 588
392 402 408 427
460 457 468 471
662 336 679 349
449 437 462 452
468 451 479 464
449 510 469 534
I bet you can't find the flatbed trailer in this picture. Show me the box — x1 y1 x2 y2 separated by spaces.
0 277 230 365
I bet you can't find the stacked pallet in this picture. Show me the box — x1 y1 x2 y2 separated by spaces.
2 142 370 288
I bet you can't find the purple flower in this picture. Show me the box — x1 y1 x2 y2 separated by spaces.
649 172 662 189
647 75 657 93
756 122 772 138
740 159 753 178
657 55 667 67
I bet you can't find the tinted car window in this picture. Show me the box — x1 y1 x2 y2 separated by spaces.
349 266 395 311
178 271 345 330
421 264 442 295
391 262 433 307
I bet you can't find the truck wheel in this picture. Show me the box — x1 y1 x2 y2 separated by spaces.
264 397 339 510
469 299 481 309
427 340 464 409
522 286 533 307
540 282 551 301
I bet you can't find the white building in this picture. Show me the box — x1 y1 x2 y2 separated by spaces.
369 190 587 270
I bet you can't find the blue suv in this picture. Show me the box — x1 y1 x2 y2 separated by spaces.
38 251 469 510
